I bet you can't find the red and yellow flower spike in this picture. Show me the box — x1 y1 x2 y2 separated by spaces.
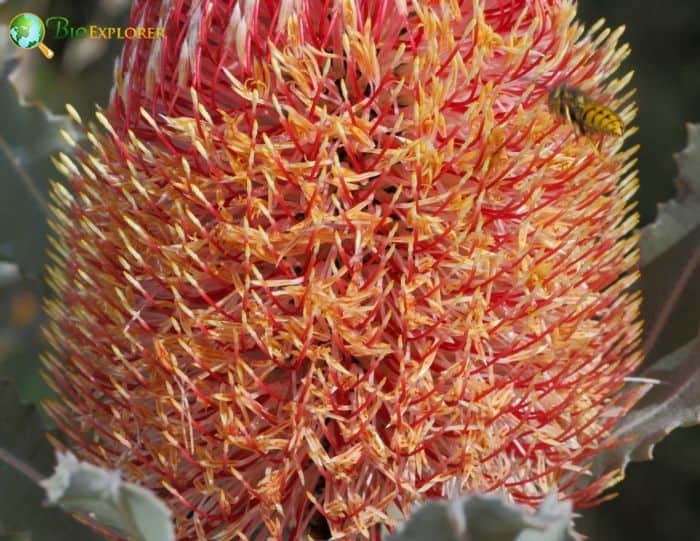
44 0 642 539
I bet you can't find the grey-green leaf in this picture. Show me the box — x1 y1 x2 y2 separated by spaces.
41 452 175 541
640 123 700 266
587 333 700 479
385 492 579 541
516 494 579 541
0 262 20 288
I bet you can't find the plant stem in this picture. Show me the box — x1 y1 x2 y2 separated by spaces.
642 244 700 357
0 133 49 216
0 446 43 485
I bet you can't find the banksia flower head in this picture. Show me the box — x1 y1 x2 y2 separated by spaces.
43 0 642 539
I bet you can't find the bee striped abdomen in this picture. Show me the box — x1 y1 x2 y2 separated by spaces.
547 85 624 137
580 104 624 136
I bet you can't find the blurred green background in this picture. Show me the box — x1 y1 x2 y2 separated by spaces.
0 0 698 539
577 2 700 540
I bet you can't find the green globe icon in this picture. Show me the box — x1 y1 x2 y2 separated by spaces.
8 13 54 58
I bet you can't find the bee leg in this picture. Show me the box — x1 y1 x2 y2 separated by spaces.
576 118 587 137
564 105 584 141
563 105 577 140
589 136 603 159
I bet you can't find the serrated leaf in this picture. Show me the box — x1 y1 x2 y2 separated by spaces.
0 25 80 274
588 333 700 479
385 492 579 541
515 494 578 541
640 123 700 266
41 452 175 541
0 380 102 541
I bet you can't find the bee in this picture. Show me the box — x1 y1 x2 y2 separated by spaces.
547 86 624 137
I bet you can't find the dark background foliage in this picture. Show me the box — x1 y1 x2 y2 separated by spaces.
576 1 700 539
0 0 698 539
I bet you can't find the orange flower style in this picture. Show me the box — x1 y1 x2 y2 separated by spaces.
43 0 642 539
